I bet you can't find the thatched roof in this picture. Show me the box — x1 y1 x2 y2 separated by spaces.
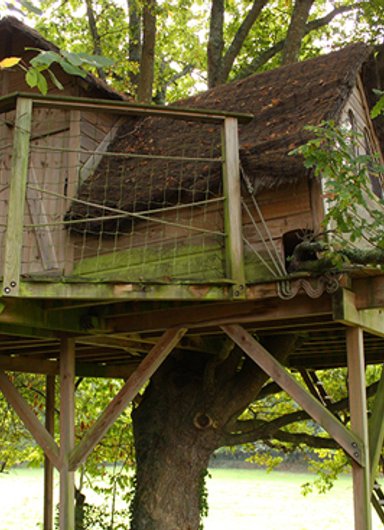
0 16 123 100
69 42 384 228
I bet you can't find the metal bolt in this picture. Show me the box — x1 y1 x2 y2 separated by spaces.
10 281 17 288
351 442 358 448
354 452 360 458
4 287 10 294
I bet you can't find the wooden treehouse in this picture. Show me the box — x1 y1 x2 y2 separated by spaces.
1 16 384 529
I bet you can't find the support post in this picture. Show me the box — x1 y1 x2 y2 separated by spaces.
369 364 384 489
221 117 245 299
44 375 55 530
59 338 75 530
346 327 372 530
3 97 33 296
222 324 364 465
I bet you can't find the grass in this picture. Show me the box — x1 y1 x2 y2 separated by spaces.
0 467 382 529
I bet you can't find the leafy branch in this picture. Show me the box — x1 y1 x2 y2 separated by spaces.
0 49 114 95
290 121 384 267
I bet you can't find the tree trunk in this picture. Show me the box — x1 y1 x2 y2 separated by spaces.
207 0 225 88
281 0 315 65
127 0 142 89
137 0 157 103
130 336 299 529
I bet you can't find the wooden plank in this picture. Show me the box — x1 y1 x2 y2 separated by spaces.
110 294 332 334
333 289 384 338
69 327 187 470
0 353 139 379
59 338 75 530
3 97 33 296
44 375 55 530
346 327 372 530
222 117 245 297
79 116 125 184
354 276 384 310
26 168 59 271
368 365 384 490
63 110 81 275
0 368 61 469
221 324 364 465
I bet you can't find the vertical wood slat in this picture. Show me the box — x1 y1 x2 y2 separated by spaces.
221 117 245 298
368 365 384 489
346 327 372 530
63 110 81 275
44 375 55 530
3 97 33 296
59 338 75 530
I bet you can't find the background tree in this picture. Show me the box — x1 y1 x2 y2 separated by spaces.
6 0 382 101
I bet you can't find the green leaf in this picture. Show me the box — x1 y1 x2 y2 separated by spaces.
59 59 87 78
47 69 64 91
30 51 59 68
25 67 39 88
371 95 384 119
36 71 48 94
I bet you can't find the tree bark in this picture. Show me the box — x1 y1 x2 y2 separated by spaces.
282 0 315 65
207 0 225 88
137 0 157 103
127 0 142 89
131 335 299 529
85 0 106 79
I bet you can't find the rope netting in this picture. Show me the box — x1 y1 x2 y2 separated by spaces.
240 165 288 281
13 105 228 283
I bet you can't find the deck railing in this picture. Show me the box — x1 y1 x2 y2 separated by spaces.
0 93 252 298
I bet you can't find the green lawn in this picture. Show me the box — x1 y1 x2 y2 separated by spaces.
0 467 382 529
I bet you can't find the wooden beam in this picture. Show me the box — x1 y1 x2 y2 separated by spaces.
26 168 59 271
59 338 75 530
0 369 61 469
44 375 55 530
346 327 372 530
3 97 33 296
354 276 384 310
79 116 125 184
0 354 140 379
221 324 364 466
369 365 384 489
110 295 332 334
333 289 384 338
221 117 245 298
69 327 187 470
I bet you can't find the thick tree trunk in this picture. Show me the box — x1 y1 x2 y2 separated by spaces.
130 336 299 529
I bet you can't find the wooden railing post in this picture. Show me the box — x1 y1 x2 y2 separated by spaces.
347 327 372 530
3 97 33 296
221 117 245 298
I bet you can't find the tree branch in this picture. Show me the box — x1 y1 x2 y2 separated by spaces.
281 0 315 65
236 3 365 78
219 0 268 85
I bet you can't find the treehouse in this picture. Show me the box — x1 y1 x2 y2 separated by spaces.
1 15 384 530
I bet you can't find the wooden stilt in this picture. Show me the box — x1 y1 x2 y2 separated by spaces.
59 338 75 530
346 327 372 530
44 375 55 530
43 375 55 530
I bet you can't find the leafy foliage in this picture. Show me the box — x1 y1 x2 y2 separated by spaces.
291 121 384 260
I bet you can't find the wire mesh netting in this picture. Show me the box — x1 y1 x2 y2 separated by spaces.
3 102 231 284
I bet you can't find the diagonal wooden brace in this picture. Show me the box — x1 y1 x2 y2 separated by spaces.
0 368 61 470
69 327 187 470
221 324 364 466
